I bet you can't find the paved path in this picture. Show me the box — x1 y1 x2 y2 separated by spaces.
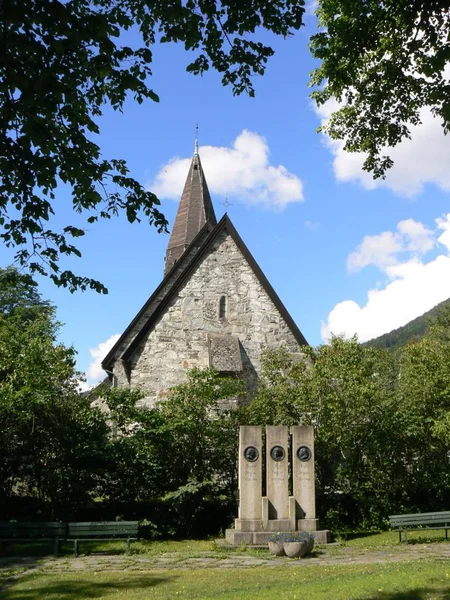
1 542 449 576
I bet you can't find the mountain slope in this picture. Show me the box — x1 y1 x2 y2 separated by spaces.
364 298 450 351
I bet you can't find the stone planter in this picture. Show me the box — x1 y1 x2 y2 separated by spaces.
305 536 315 555
268 541 285 556
283 541 308 558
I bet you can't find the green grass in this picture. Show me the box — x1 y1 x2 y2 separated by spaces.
0 567 27 586
337 529 449 547
2 530 449 559
1 538 274 559
3 559 449 599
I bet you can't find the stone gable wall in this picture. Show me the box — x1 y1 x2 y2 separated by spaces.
123 231 301 406
110 229 211 386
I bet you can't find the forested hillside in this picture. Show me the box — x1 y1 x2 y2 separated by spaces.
364 298 450 351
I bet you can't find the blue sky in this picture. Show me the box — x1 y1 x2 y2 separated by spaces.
2 11 450 386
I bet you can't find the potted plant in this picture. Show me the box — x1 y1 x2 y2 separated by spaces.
304 531 315 555
282 532 309 558
267 533 285 556
267 531 315 558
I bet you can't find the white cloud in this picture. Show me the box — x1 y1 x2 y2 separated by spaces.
315 103 450 197
77 379 93 393
347 219 434 273
149 130 304 210
347 231 403 273
397 218 435 252
85 334 121 385
322 214 450 342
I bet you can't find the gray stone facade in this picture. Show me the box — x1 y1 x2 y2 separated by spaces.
102 149 307 405
116 231 300 406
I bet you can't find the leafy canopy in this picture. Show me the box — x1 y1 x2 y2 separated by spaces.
248 337 450 530
94 369 245 537
0 0 305 293
310 1 450 178
0 267 108 513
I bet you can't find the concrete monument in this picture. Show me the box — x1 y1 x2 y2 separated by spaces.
226 425 330 546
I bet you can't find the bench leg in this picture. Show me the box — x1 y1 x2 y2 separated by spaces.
398 531 401 544
127 538 130 555
74 540 79 558
54 537 60 557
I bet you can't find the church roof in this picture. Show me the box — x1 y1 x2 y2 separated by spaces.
164 150 216 274
102 214 308 372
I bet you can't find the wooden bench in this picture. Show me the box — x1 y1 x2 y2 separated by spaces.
67 521 139 556
389 511 450 543
0 521 66 556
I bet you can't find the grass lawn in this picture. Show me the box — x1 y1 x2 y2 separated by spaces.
3 529 449 558
2 559 449 599
336 529 449 547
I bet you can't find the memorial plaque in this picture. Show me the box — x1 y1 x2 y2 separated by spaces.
238 426 262 520
270 445 285 461
266 426 289 519
244 446 259 462
297 445 311 462
208 334 243 372
292 425 316 520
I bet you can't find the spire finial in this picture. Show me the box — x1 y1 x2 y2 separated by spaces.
194 123 199 155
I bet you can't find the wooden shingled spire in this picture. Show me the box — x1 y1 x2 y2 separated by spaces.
164 143 217 275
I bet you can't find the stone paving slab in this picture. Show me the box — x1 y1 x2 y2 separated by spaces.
1 542 449 577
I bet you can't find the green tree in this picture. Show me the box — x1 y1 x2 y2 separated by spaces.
395 314 450 509
1 0 305 292
248 340 406 530
0 267 108 516
98 386 169 506
310 1 450 178
250 337 450 530
155 369 245 537
97 369 245 537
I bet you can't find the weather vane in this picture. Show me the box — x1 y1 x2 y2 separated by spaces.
194 123 199 155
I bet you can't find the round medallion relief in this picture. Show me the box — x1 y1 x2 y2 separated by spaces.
270 445 285 461
297 445 312 462
244 446 259 462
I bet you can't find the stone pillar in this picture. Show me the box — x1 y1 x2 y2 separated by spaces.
265 425 289 519
238 426 262 521
291 425 317 530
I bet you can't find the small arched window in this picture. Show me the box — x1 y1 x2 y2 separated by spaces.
219 295 227 319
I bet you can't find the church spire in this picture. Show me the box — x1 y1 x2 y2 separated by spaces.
164 142 217 275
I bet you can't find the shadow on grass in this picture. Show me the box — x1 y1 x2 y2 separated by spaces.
337 531 384 541
0 542 59 558
4 574 175 599
1 540 136 557
365 587 450 600
403 536 449 545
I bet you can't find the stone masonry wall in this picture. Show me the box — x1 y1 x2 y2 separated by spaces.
109 228 212 388
125 231 301 406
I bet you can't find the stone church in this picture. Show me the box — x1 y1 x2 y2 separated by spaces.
102 145 308 406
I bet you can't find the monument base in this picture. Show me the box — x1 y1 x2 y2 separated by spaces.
298 518 319 531
234 518 294 532
225 529 332 546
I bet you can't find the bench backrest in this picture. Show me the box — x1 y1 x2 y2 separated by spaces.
0 522 66 539
389 511 450 527
67 521 139 538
